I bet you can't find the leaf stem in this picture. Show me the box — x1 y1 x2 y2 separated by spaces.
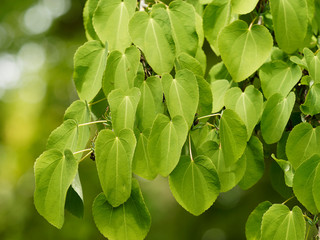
78 150 93 163
73 148 91 155
78 120 109 127
249 16 258 30
305 224 310 240
197 113 221 120
282 196 295 205
89 98 107 106
188 134 194 162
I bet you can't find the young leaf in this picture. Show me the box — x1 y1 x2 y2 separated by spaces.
301 83 320 116
83 0 99 41
220 109 247 167
93 179 151 240
95 129 136 207
231 0 259 15
103 46 140 96
271 154 294 187
224 86 263 140
261 92 295 144
238 136 265 190
218 20 273 82
108 87 141 133
245 201 272 240
136 76 164 131
132 128 157 180
73 41 108 102
166 0 198 56
129 9 175 75
261 204 305 240
162 69 199 128
148 114 188 177
259 60 302 99
270 0 308 53
211 80 230 113
169 155 220 216
293 154 320 215
93 0 136 52
304 48 320 84
286 122 320 169
203 0 232 56
34 149 78 229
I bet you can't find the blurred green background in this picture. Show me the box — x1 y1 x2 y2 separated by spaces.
0 1 287 239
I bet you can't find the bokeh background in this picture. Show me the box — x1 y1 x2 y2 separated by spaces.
0 0 288 239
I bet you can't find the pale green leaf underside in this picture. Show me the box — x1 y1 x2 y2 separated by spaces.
92 179 151 240
93 0 136 52
95 128 136 207
73 40 108 102
148 114 188 177
169 155 220 216
218 20 273 82
270 0 308 54
34 149 78 229
261 92 295 144
261 204 305 240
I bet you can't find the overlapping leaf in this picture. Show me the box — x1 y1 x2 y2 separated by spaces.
93 179 151 240
93 0 136 52
34 149 78 228
73 41 108 102
231 0 259 14
83 0 99 40
304 48 320 83
175 53 204 77
301 83 320 115
211 80 230 113
95 129 136 207
169 155 220 216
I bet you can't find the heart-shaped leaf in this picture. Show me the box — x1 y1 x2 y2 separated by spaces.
259 60 302 99
261 92 295 144
95 128 136 207
304 48 320 83
148 114 188 177
93 179 151 240
34 149 78 228
218 20 273 82
169 155 220 216
93 0 136 52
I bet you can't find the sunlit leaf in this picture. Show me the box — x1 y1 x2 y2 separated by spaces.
304 48 320 84
175 52 204 77
83 0 99 41
301 83 320 115
196 76 212 117
211 80 230 113
231 0 259 14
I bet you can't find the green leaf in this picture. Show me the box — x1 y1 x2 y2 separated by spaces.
301 83 320 116
218 20 273 82
83 0 99 41
231 0 259 14
286 122 320 169
65 173 84 218
203 0 232 56
102 46 140 96
169 155 220 216
73 40 108 102
136 76 163 131
207 62 232 82
211 80 230 113
238 136 265 190
93 0 136 52
162 69 199 128
270 161 293 199
261 204 305 240
196 76 213 117
293 155 320 215
271 154 294 187
34 149 78 228
175 52 204 77
270 0 308 53
148 114 188 177
166 0 198 56
108 88 141 133
261 92 295 144
129 10 175 75
224 86 263 140
132 128 157 180
95 128 136 207
92 179 151 240
259 60 302 99
304 48 320 83
220 109 247 167
245 201 272 240
199 141 246 192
